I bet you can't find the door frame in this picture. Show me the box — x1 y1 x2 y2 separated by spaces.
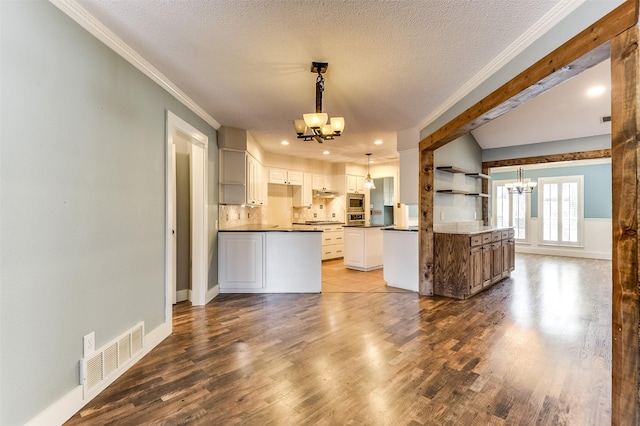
166 111 209 319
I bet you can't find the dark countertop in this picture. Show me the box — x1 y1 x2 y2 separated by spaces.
292 221 345 226
219 224 322 232
382 226 418 232
343 225 387 228
433 224 513 235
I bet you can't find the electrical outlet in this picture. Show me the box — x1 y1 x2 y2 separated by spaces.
313 213 317 218
320 205 323 209
332 213 335 217
226 214 229 221
247 213 250 219
83 332 95 357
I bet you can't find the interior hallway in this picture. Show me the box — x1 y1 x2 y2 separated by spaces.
66 253 612 425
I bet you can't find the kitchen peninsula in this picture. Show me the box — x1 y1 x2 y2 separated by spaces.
434 224 515 299
218 227 322 293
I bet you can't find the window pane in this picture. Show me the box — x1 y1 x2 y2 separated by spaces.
496 186 509 228
543 183 558 241
562 182 578 242
512 192 526 239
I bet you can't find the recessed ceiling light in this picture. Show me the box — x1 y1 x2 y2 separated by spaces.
281 140 289 145
587 85 606 97
374 140 383 145
323 151 330 155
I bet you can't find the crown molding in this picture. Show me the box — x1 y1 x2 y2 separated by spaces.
49 0 221 130
417 0 585 132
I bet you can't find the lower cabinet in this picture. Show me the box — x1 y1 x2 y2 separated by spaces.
321 225 344 260
434 228 515 299
218 232 265 290
344 227 383 271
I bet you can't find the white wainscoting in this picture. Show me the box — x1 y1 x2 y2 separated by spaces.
515 218 611 260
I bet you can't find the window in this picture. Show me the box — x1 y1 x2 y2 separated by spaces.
493 180 531 242
538 175 583 246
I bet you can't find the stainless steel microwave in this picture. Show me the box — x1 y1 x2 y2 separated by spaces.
347 193 365 211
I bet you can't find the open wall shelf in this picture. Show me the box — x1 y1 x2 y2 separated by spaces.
436 166 490 197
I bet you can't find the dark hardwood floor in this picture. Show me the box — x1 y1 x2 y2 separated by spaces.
66 254 611 425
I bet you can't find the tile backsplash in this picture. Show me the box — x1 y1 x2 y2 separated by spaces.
219 195 347 230
219 204 263 229
292 197 345 223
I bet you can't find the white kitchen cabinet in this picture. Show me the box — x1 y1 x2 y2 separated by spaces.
344 226 383 271
219 231 322 293
220 150 266 206
218 232 265 290
293 172 313 208
346 174 365 194
220 149 247 205
383 229 418 291
321 225 344 260
312 173 333 190
246 153 265 206
269 168 303 185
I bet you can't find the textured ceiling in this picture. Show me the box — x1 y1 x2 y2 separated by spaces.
76 0 616 163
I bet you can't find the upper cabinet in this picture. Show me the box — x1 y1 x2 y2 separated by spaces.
246 154 265 206
219 149 265 205
293 172 313 208
269 168 303 185
346 174 365 194
312 173 333 191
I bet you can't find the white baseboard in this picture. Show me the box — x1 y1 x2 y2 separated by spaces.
176 289 189 303
26 320 172 426
206 284 220 304
516 245 612 260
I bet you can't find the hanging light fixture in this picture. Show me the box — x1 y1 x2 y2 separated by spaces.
294 62 345 144
363 153 375 189
505 167 537 194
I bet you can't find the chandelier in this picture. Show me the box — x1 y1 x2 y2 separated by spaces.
364 153 375 189
293 62 345 143
505 167 537 194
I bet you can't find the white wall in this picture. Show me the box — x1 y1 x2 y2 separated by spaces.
516 218 612 260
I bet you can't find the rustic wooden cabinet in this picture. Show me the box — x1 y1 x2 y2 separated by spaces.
434 227 515 299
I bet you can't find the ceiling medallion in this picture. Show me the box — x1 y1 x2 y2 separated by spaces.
293 62 344 144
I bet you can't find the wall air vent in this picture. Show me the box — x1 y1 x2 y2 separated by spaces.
80 322 144 399
601 115 612 123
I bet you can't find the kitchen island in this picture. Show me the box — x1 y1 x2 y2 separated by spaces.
382 226 418 291
434 224 514 299
218 227 322 293
343 225 385 271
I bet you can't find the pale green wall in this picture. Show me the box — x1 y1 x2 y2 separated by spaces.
0 2 218 424
491 162 612 218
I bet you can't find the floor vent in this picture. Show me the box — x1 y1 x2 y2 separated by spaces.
80 322 144 399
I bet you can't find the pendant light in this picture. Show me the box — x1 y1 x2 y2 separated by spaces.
363 153 375 189
293 62 345 144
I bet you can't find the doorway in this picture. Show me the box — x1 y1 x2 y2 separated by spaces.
166 111 209 321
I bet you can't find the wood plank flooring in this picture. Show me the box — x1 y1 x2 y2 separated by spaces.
321 259 411 293
66 254 611 425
